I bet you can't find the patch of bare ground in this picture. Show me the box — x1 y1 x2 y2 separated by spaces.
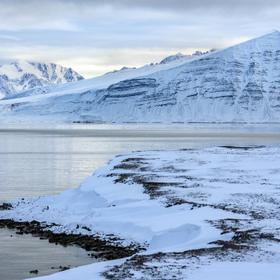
103 217 280 280
107 157 270 219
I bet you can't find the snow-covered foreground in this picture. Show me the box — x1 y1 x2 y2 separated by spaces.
1 146 280 279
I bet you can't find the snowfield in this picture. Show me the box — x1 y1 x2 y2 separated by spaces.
1 146 280 279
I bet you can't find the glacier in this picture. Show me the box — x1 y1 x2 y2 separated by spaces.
1 32 280 123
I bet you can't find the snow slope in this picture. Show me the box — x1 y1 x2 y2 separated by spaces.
1 32 280 123
0 60 83 99
1 146 280 279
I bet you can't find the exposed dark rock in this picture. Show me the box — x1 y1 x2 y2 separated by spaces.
219 145 265 150
0 203 12 210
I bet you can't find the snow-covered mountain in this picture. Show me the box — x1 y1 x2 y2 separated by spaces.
1 31 280 123
0 61 83 99
3 51 203 101
159 51 211 65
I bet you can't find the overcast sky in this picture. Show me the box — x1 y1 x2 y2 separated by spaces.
0 0 279 78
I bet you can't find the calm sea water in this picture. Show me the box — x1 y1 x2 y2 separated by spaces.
1 123 280 279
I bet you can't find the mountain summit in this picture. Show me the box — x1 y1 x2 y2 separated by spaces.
0 61 83 99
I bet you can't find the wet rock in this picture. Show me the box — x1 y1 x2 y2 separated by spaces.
59 265 71 271
51 265 71 271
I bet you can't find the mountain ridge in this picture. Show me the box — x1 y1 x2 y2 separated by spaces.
1 31 280 123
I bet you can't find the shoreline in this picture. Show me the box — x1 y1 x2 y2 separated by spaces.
1 146 280 279
0 215 142 261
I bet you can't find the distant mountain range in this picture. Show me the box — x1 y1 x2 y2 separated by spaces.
1 32 280 123
0 61 83 99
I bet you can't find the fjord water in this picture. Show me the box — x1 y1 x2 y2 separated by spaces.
0 228 95 280
1 123 280 201
1 123 280 280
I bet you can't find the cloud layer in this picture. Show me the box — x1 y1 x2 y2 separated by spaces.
0 0 279 77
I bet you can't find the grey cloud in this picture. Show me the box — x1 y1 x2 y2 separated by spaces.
2 0 280 16
56 0 280 13
0 0 279 77
0 0 279 32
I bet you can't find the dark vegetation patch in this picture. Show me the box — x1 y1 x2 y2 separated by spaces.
133 176 180 199
158 166 188 173
165 197 189 208
102 242 248 280
219 145 265 150
0 219 143 261
163 196 261 218
29 269 39 274
114 173 135 184
121 157 147 163
216 202 265 219
209 218 280 244
114 163 141 170
51 265 71 272
0 203 12 210
113 157 149 171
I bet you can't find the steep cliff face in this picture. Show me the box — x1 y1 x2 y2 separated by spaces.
1 32 280 123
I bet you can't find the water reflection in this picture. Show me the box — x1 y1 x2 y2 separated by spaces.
1 123 280 201
0 228 95 280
